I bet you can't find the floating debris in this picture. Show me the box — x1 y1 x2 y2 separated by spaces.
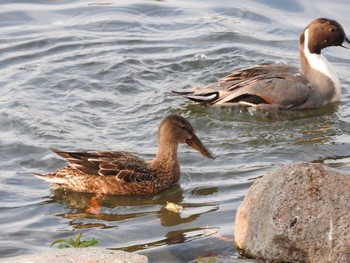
165 202 183 213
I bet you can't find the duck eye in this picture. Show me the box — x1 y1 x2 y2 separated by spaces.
329 27 336 32
180 125 187 130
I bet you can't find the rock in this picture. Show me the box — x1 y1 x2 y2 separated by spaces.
188 256 262 262
234 163 350 263
0 247 148 263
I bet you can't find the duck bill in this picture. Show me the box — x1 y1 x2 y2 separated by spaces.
341 36 350 49
346 36 350 44
186 134 215 159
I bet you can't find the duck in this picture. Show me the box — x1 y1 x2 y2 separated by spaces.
35 114 215 196
173 18 349 110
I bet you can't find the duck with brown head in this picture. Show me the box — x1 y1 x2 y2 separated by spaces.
299 18 350 106
35 114 215 196
173 18 350 110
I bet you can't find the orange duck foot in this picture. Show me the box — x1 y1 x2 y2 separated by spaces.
86 196 101 214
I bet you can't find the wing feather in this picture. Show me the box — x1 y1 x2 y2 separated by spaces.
172 64 310 108
51 148 156 183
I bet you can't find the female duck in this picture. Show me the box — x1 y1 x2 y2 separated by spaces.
174 18 349 109
35 114 214 195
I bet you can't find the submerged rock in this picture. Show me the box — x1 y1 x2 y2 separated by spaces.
235 163 350 263
188 257 261 263
0 248 148 263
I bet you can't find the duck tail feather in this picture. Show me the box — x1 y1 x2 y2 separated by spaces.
172 90 219 103
33 173 67 184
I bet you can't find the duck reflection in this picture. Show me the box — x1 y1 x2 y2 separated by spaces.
46 184 219 229
312 154 350 168
115 226 220 253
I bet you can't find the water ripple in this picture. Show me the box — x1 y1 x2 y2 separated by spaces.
1 0 350 262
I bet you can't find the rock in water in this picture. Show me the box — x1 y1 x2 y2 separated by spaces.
0 248 148 263
234 163 350 263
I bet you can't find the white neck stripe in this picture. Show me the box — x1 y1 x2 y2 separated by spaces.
303 29 340 96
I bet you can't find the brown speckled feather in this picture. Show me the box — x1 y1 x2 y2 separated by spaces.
51 148 155 183
44 166 161 195
35 114 215 196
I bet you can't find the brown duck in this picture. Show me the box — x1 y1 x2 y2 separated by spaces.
35 114 215 195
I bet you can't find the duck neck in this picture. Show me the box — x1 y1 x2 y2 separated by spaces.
150 139 181 185
299 29 341 102
155 141 179 164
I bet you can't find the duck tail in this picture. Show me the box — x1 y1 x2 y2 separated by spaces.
172 90 218 104
33 173 68 184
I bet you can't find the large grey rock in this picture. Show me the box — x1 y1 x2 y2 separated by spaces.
0 248 148 263
235 163 350 263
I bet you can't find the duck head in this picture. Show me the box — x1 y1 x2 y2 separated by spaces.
301 18 350 55
158 114 215 159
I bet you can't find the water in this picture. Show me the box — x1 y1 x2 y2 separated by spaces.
1 0 350 262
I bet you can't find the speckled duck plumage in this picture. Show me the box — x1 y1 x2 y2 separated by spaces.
35 114 215 195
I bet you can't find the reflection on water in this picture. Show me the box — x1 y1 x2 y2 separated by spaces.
313 155 350 169
1 0 350 262
48 186 220 254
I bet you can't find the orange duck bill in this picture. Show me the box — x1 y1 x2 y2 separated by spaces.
186 134 215 159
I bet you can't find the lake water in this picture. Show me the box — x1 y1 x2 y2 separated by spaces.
1 0 350 262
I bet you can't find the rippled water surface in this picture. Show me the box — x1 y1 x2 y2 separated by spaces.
1 0 350 262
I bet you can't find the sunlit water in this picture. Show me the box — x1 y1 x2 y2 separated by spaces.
1 0 350 262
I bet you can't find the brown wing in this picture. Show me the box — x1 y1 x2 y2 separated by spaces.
172 64 310 108
50 148 155 183
213 74 311 108
221 64 298 82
